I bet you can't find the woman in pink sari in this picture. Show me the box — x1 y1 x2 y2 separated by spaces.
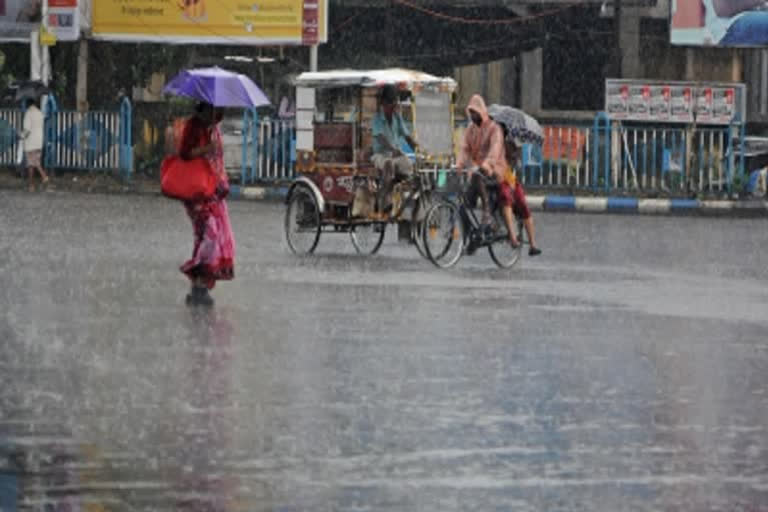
178 102 236 306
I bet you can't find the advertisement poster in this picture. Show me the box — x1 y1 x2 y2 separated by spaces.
649 85 671 121
302 0 319 45
670 86 694 123
606 80 742 124
695 87 714 123
47 0 79 41
628 84 651 120
671 0 768 47
712 88 735 124
93 0 328 45
606 83 629 119
0 0 78 42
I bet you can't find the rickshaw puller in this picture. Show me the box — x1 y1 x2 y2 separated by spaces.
371 85 419 215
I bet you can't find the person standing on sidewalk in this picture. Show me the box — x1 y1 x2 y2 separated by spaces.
21 98 49 192
177 102 236 307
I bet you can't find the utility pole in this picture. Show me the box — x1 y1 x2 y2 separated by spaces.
385 0 394 66
76 38 88 111
30 0 51 85
41 0 50 85
310 45 318 72
613 0 623 78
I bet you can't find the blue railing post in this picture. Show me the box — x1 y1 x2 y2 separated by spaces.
682 129 688 191
592 115 599 193
118 98 133 180
723 112 745 195
86 112 94 171
282 120 290 179
251 108 259 184
651 131 657 188
241 109 250 186
44 94 58 170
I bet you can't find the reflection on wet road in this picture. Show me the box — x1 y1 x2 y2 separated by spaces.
1 191 767 511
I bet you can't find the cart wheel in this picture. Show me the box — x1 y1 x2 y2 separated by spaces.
488 213 523 269
423 201 464 269
285 186 322 255
350 223 386 255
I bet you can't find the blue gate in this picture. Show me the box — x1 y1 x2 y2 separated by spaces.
43 96 133 179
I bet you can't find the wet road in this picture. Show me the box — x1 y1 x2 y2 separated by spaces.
1 190 768 511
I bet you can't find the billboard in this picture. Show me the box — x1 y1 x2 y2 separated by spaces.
0 0 79 42
671 0 768 46
605 79 745 125
92 0 328 45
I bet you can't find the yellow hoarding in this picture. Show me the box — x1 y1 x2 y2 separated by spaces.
92 0 327 45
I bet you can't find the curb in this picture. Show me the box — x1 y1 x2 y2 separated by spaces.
541 196 768 216
3 180 765 217
229 185 288 201
227 186 768 217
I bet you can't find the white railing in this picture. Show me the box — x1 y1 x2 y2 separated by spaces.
241 118 295 183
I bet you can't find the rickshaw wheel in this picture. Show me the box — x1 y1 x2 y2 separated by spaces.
350 223 386 255
285 185 322 255
488 212 523 269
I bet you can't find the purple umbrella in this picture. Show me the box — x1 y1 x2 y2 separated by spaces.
164 67 270 108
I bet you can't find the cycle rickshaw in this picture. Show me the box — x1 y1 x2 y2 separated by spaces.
283 68 457 256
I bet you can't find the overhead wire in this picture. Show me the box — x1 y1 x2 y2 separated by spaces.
333 10 366 33
392 0 580 25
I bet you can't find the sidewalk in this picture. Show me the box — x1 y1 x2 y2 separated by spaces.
2 169 767 217
226 184 768 217
0 168 158 195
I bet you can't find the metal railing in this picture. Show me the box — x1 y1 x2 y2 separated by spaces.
41 96 133 179
521 114 745 196
241 113 295 184
239 112 746 196
0 109 23 168
521 123 594 189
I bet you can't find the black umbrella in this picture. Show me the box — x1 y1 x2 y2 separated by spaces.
487 104 544 146
14 81 49 102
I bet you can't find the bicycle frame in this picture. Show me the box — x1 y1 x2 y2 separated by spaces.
423 172 527 269
441 176 505 247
